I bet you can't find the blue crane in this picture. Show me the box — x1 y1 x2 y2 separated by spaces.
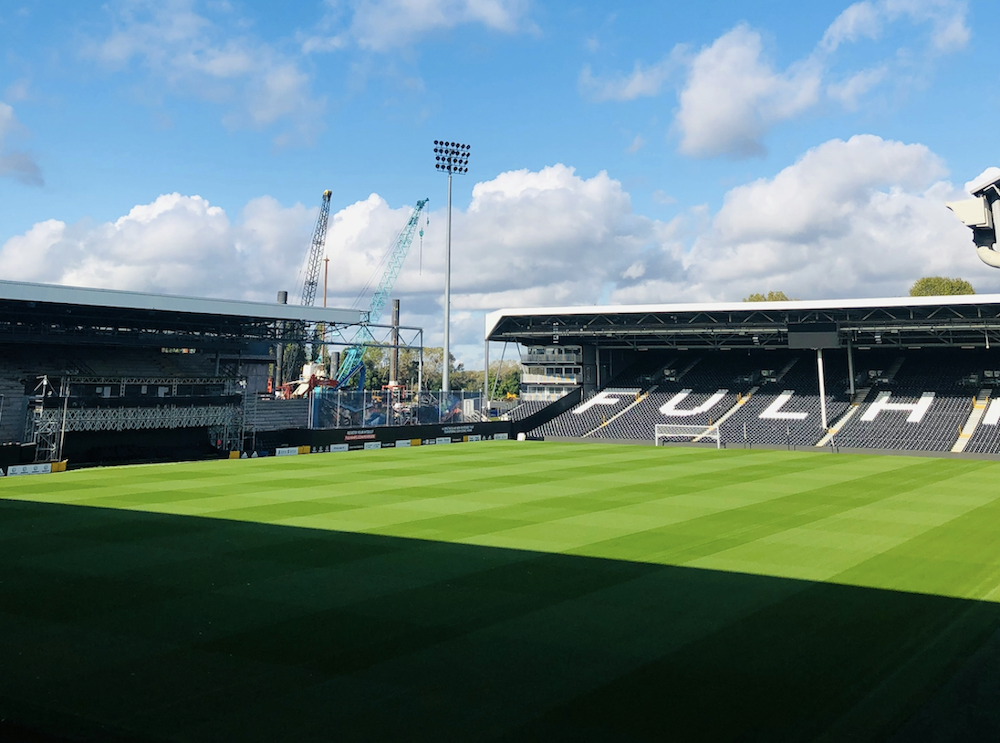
336 198 429 386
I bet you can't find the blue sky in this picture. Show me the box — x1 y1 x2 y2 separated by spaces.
1 0 998 365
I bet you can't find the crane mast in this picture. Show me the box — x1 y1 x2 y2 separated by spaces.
336 198 429 385
300 190 332 307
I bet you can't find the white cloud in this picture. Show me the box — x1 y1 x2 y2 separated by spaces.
652 190 677 206
613 135 983 304
588 1 969 160
88 0 325 145
0 101 43 186
827 66 887 109
821 2 883 51
824 0 970 53
626 134 646 153
0 166 680 365
320 165 683 361
675 25 821 159
883 0 970 52
622 261 645 280
304 0 532 53
301 34 347 54
5 139 985 366
0 193 310 298
579 52 682 102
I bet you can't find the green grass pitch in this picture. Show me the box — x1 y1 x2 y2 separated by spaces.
3 441 1000 741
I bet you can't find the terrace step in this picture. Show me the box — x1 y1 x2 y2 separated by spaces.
694 386 759 442
952 391 991 453
816 405 860 447
583 388 649 437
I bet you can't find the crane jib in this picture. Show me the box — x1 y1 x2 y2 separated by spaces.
300 190 333 308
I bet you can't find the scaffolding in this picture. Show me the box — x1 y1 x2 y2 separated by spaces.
27 374 245 461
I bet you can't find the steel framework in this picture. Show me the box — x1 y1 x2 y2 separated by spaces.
487 301 1000 351
33 404 241 433
28 402 243 461
64 377 241 396
335 199 429 384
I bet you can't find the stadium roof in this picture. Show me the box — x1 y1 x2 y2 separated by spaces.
0 279 366 349
485 295 1000 350
0 280 364 325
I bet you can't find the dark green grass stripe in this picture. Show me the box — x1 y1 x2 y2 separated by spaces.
499 579 1000 743
196 551 653 676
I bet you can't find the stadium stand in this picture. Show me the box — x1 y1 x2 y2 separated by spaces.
484 298 1000 454
0 279 363 463
967 411 1000 453
524 348 999 452
535 353 676 437
7 280 1000 464
0 346 91 445
828 351 979 451
535 389 639 437
589 353 760 440
505 400 554 421
722 352 851 447
247 397 309 431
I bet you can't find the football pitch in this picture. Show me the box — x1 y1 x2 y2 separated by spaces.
3 441 1000 741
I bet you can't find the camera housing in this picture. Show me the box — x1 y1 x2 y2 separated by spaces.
947 170 1000 268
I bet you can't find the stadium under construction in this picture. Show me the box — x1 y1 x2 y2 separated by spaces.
8 275 1000 743
5 277 1000 472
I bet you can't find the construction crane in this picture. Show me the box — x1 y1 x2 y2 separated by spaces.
275 189 332 398
300 189 333 306
336 198 429 386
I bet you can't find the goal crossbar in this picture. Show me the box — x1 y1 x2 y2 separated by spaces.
655 423 721 449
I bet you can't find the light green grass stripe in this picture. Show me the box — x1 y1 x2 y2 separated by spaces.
5 442 1000 603
687 461 998 583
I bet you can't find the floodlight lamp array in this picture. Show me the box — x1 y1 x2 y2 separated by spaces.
433 140 471 174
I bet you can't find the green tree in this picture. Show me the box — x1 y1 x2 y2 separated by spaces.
743 291 793 302
361 346 390 390
909 276 975 297
350 345 520 393
387 346 460 391
487 359 521 398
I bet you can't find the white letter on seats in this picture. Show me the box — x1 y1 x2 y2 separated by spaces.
983 399 1000 426
760 391 808 421
860 391 935 424
574 390 633 415
659 389 728 417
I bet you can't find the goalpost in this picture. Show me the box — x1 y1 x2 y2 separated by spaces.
655 423 721 449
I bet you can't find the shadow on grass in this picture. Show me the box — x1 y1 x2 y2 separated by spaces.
1 499 999 742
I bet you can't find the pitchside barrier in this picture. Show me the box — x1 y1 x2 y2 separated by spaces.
0 460 68 477
246 420 512 457
0 423 515 472
655 423 721 449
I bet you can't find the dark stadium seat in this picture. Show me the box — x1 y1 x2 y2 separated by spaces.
528 348 998 453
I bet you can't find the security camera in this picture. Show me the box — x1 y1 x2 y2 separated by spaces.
947 169 1000 268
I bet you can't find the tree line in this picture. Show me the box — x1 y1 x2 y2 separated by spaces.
281 342 520 394
358 346 519 394
744 277 975 302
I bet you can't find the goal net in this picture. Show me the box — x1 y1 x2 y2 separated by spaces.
654 423 721 449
